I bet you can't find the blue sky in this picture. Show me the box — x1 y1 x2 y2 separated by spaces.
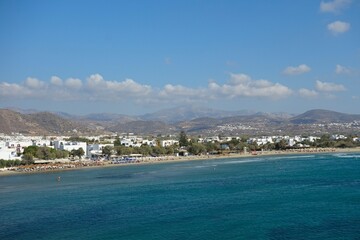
0 0 359 115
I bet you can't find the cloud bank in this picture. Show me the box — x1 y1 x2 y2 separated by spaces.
0 73 293 105
1 73 349 107
315 80 346 92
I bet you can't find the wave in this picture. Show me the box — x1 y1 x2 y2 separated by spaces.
332 153 360 158
216 159 267 165
265 155 316 161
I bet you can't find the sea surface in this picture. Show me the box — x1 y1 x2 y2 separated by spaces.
1 153 359 240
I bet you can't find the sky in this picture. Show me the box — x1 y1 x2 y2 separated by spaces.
0 0 359 115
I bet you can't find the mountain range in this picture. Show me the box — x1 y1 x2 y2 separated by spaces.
1 107 360 136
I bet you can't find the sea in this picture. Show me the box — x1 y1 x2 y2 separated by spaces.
0 152 359 240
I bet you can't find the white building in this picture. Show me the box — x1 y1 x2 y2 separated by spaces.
0 141 21 160
142 139 157 146
160 140 179 147
87 143 114 158
53 141 87 154
204 136 220 143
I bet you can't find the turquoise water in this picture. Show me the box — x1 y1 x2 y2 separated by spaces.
1 153 359 239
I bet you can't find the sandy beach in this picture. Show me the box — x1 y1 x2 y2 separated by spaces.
1 147 359 177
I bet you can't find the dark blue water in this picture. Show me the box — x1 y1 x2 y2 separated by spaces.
1 153 359 239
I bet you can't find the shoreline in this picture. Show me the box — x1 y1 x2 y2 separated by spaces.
1 147 360 177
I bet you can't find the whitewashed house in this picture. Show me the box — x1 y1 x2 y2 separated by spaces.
160 140 179 147
53 141 87 154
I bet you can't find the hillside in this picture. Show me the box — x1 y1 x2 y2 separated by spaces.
107 120 176 135
2 108 360 136
0 109 91 135
140 106 255 123
290 109 360 124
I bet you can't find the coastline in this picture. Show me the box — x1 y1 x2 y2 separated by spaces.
1 147 359 177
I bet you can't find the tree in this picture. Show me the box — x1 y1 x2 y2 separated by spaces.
335 140 354 148
165 146 175 155
248 142 259 151
179 131 189 147
113 138 121 146
102 146 113 158
263 142 275 151
55 150 69 159
71 148 85 159
275 140 287 150
135 145 152 156
77 148 85 159
188 142 206 155
227 138 240 150
23 146 38 157
115 145 133 156
152 146 165 156
315 134 335 148
205 142 219 153
21 153 34 165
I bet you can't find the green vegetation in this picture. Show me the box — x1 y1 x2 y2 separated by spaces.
0 159 22 168
179 131 189 147
70 148 85 159
176 133 360 155
23 146 69 160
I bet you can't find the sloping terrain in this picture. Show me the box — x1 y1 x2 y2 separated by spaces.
107 120 176 135
0 109 91 135
2 108 360 136
290 109 360 124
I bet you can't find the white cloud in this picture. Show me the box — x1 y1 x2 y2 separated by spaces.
50 76 63 86
335 64 351 74
229 73 252 84
87 73 152 96
25 77 46 89
0 82 30 97
283 64 311 75
210 73 292 99
299 88 319 98
159 84 206 99
327 21 350 35
107 79 152 95
315 80 346 92
320 0 352 13
65 78 82 89
87 74 106 89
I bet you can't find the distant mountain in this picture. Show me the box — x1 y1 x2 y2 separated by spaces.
79 113 138 122
177 117 222 132
6 107 40 114
290 109 360 124
2 108 360 136
140 106 256 123
107 120 176 135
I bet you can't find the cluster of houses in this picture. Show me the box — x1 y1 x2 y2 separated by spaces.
0 133 173 161
247 135 320 147
0 132 359 161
